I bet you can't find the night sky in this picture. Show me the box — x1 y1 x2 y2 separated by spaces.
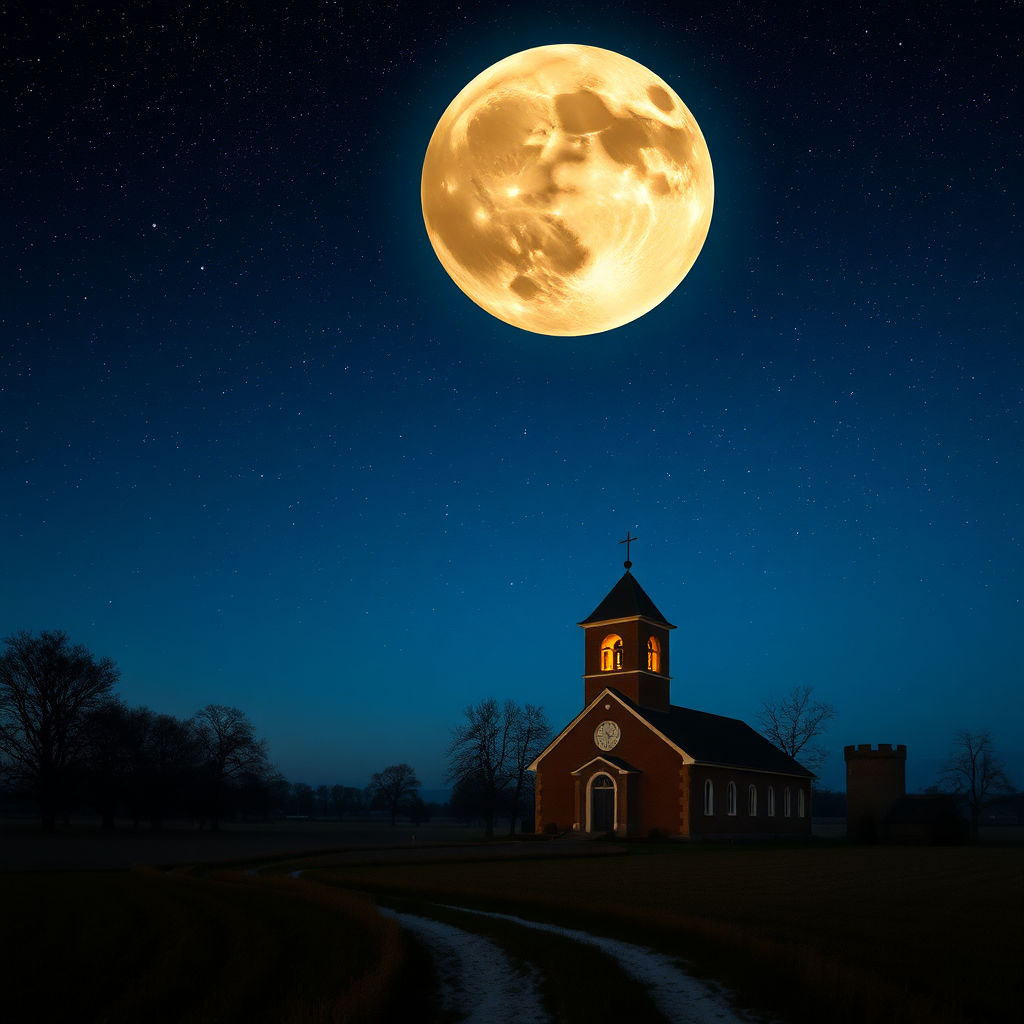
3 3 1019 792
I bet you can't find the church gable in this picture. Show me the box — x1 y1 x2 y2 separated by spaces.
529 687 689 773
532 688 685 836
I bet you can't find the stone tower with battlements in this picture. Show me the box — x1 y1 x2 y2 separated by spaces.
844 743 906 842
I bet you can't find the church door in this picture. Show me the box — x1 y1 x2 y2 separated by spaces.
590 775 615 832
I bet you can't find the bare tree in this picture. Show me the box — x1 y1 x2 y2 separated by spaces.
328 783 362 820
292 782 315 816
143 712 200 830
369 763 421 825
192 704 273 830
444 698 518 839
330 783 347 820
506 703 551 834
0 630 119 831
756 685 836 775
315 783 332 820
936 729 1015 842
83 700 141 830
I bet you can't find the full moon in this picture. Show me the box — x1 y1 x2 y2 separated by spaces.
421 44 714 336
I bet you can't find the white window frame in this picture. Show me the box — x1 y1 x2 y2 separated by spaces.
586 772 618 833
726 781 737 816
704 778 714 816
747 784 757 816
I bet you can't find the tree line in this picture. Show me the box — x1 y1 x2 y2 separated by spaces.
0 631 463 833
282 768 438 825
0 630 281 831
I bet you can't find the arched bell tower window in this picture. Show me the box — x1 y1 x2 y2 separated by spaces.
647 636 661 673
600 634 624 672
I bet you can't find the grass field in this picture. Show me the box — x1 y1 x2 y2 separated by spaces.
3 826 1020 1024
300 841 1023 1024
0 868 404 1024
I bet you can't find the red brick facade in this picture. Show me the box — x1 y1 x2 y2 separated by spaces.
534 690 813 838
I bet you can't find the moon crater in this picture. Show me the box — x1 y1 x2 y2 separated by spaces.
422 45 714 336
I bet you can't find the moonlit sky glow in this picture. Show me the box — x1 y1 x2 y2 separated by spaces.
2 3 1020 791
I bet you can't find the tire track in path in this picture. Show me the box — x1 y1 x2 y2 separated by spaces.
379 908 549 1024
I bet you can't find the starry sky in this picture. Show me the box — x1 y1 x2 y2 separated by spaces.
2 2 1020 792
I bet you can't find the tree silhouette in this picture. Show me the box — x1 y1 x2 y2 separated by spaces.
445 698 522 838
369 763 420 825
936 728 1015 842
143 712 200 830
505 703 551 834
292 782 315 816
330 783 346 820
192 704 273 830
83 700 138 830
756 685 837 775
0 630 119 831
315 783 332 820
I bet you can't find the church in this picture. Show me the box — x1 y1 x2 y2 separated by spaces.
529 555 814 838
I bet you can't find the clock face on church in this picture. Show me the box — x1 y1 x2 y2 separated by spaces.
594 720 621 751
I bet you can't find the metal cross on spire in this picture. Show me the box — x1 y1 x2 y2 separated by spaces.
620 531 638 572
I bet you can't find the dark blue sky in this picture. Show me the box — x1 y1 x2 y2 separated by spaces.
2 2 1019 791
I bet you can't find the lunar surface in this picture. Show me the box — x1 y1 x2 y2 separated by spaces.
421 44 714 336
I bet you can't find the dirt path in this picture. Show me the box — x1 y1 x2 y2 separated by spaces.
379 909 549 1024
442 905 752 1024
381 902 757 1024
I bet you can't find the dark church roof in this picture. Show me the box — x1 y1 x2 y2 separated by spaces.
611 690 814 777
579 573 675 628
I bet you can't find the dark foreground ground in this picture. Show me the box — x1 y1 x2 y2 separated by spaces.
1 817 1021 1024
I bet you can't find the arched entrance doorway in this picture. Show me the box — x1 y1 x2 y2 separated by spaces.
589 774 615 832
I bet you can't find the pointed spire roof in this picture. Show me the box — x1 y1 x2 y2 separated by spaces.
578 572 675 628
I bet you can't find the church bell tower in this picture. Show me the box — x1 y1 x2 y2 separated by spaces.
579 537 675 713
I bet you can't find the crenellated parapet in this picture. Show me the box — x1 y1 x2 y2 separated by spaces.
844 743 907 760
